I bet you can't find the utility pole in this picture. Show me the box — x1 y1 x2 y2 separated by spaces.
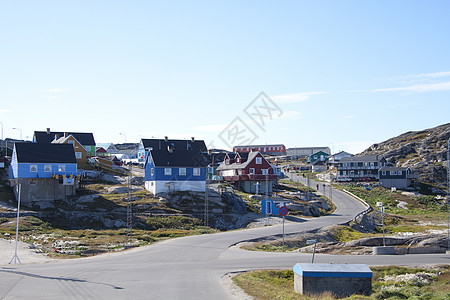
307 164 311 202
125 163 133 248
10 183 21 264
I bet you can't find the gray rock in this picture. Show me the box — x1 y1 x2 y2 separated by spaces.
77 194 99 203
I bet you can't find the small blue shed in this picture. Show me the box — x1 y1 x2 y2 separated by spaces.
293 263 372 296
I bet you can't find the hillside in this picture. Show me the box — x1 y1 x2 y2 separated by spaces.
360 123 450 186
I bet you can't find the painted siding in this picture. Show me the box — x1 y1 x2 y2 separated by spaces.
11 162 77 179
244 153 273 175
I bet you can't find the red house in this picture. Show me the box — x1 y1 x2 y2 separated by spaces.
217 151 277 194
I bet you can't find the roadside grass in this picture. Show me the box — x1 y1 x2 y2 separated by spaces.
233 265 450 300
341 185 448 234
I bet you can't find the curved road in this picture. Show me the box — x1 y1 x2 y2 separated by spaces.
1 173 448 299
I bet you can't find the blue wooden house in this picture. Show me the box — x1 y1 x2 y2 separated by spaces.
144 138 208 194
9 143 79 208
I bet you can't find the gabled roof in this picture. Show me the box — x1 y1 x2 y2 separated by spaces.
141 138 207 153
235 152 250 161
217 152 263 170
96 143 118 151
34 131 96 145
332 151 354 157
14 143 77 164
51 134 83 147
149 149 208 168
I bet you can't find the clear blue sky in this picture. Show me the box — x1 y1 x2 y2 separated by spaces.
1 1 449 154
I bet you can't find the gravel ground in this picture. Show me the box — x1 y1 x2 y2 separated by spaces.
0 238 54 265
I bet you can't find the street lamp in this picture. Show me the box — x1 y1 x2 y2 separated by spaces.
12 127 22 140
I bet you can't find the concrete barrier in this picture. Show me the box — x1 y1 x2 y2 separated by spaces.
372 246 396 255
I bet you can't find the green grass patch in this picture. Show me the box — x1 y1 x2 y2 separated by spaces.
233 266 450 299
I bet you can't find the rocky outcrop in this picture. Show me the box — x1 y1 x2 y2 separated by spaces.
360 123 450 186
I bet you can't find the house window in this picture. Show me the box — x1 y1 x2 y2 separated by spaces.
262 169 269 175
193 168 200 176
226 159 230 164
58 165 66 172
30 165 38 172
179 168 186 176
390 170 396 175
249 168 255 174
382 171 386 176
255 157 262 164
397 171 402 176
164 168 172 176
151 168 154 176
44 165 52 172
75 152 82 159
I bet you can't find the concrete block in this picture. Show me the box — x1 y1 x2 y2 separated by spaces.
373 246 396 255
293 263 372 297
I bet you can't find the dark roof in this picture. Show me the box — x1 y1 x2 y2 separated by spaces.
217 152 261 171
340 155 384 162
34 131 95 145
235 152 250 161
14 143 77 164
149 149 209 167
379 166 410 171
141 139 207 153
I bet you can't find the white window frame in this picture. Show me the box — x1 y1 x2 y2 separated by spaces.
58 165 66 172
44 165 52 172
75 152 82 159
397 171 402 176
382 171 386 176
193 168 200 176
249 168 255 174
179 168 186 176
164 168 172 176
262 169 269 175
30 165 38 172
255 157 262 164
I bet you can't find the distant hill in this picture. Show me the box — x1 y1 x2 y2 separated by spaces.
359 123 450 186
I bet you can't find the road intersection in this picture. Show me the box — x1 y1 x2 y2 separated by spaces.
1 173 448 299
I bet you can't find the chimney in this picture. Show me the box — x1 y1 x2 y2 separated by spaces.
164 136 168 142
46 128 51 134
191 137 195 142
54 134 58 141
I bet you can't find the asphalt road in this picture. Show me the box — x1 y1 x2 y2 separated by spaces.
1 173 448 299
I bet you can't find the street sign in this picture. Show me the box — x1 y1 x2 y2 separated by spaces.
279 206 288 216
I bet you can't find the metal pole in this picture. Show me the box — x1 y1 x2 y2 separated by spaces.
282 216 285 252
382 206 385 247
10 183 21 264
307 165 311 201
312 241 316 263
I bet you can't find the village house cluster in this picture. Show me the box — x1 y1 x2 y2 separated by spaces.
0 129 418 207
